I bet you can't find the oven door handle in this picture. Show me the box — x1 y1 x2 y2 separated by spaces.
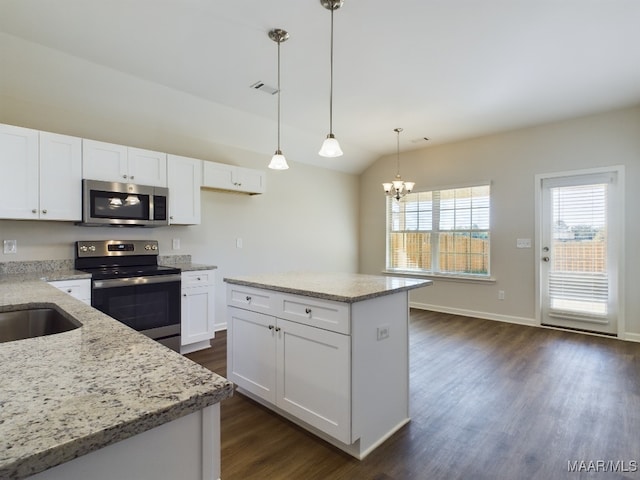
93 274 182 289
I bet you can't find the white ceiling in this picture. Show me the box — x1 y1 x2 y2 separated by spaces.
2 0 640 174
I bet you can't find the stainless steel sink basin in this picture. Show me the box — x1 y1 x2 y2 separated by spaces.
0 306 81 343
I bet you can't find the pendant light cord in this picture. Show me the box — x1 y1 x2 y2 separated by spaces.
277 38 282 151
329 6 334 135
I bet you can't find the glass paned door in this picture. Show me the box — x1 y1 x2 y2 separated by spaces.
540 172 619 335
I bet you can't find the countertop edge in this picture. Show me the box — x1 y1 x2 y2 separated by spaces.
223 276 433 303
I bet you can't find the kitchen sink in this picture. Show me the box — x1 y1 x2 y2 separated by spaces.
0 306 81 343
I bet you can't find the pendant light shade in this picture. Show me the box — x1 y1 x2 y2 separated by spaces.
319 0 344 158
268 28 290 170
319 134 343 157
382 128 415 201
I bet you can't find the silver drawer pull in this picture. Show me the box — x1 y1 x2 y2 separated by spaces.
246 295 252 302
268 325 274 330
305 308 312 315
275 326 281 332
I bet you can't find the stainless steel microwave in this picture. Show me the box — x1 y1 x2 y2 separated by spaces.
80 179 169 227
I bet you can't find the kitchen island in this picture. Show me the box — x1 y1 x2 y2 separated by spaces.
224 272 431 459
0 274 233 480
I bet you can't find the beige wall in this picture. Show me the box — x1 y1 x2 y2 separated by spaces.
0 34 359 329
359 106 640 338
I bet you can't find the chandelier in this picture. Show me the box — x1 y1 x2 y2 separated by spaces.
382 128 415 200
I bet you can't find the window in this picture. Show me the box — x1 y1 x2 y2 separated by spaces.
386 184 491 277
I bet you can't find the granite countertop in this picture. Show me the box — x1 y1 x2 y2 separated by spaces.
223 272 433 303
0 276 233 480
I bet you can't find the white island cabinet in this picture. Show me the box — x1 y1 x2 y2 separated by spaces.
225 272 432 459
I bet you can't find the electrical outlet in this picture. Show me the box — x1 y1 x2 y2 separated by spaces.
377 325 390 341
498 290 505 300
172 238 181 250
3 239 17 254
236 238 243 249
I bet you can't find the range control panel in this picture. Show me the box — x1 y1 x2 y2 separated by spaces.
76 240 159 258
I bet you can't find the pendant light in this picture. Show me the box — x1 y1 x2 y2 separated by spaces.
318 0 344 158
268 28 290 170
382 128 415 200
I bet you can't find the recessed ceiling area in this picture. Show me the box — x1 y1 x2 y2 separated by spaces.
2 0 640 174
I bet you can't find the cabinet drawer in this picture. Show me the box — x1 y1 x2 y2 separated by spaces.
182 270 214 286
227 285 275 314
276 293 350 335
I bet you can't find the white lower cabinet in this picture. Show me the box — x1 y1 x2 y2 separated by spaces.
180 271 215 354
228 307 351 443
48 279 91 305
227 286 410 459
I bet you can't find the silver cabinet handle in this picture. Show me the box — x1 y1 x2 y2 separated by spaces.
197 277 201 281
542 256 550 262
32 209 37 214
130 175 135 180
246 295 252 302
42 209 47 214
305 308 312 315
275 327 281 332
123 174 128 179
268 325 274 330
66 289 72 293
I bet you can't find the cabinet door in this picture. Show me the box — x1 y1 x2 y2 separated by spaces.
39 132 82 221
48 279 91 305
0 124 39 219
82 139 128 182
128 147 167 187
167 154 202 225
228 307 277 403
182 285 214 345
202 161 235 190
236 166 266 194
276 318 351 443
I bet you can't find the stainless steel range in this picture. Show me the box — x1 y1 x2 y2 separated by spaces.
75 240 181 351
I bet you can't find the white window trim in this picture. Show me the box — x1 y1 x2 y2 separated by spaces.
385 183 492 278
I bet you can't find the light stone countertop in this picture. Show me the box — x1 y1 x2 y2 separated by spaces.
0 275 233 480
224 272 433 303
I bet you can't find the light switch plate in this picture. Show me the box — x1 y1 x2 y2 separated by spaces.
516 238 532 249
3 239 17 254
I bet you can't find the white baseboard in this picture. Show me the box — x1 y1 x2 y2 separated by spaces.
410 302 537 327
213 323 227 332
410 302 640 343
623 332 640 343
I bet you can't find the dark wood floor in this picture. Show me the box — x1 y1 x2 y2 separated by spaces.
187 310 640 480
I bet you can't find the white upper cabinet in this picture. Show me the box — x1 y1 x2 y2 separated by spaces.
202 161 265 195
39 132 83 221
167 154 202 225
83 139 167 187
0 124 39 219
0 124 81 221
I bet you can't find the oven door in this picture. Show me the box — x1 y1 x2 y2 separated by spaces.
91 274 181 351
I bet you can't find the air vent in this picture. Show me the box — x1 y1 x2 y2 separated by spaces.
250 81 278 95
